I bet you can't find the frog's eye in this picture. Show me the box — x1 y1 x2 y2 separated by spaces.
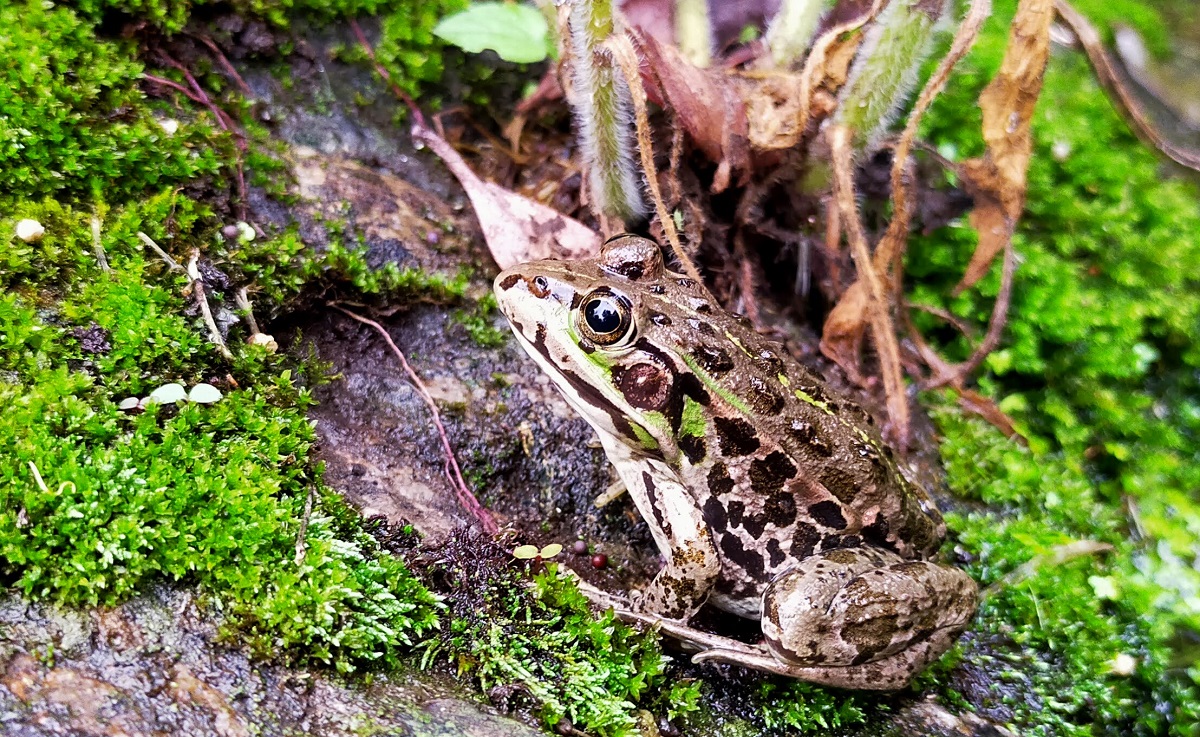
578 287 634 347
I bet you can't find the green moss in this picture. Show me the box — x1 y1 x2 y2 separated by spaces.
907 1 1200 732
430 540 673 736
453 292 508 349
756 681 867 732
0 1 223 208
0 196 443 672
73 0 398 34
934 406 1199 736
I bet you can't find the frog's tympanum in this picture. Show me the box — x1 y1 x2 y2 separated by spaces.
493 234 978 689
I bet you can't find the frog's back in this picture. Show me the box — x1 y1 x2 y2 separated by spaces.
638 270 947 606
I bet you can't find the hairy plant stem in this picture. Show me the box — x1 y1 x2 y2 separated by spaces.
566 0 646 224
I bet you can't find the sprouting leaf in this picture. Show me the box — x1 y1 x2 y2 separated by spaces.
539 543 562 559
513 544 540 560
434 2 551 65
188 383 223 404
146 382 187 404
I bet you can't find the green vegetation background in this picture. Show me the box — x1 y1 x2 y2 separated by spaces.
0 0 1197 735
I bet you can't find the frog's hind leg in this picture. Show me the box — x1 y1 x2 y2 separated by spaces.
746 546 978 689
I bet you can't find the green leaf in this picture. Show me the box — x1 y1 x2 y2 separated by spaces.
433 2 549 64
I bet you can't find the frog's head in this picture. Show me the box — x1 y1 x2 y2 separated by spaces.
494 234 725 459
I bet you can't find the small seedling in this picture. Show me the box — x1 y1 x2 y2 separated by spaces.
514 543 563 560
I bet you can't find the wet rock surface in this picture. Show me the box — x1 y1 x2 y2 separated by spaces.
0 587 546 737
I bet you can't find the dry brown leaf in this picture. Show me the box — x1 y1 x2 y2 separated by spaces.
955 0 1052 293
1055 0 1200 172
637 32 750 190
819 280 870 385
825 126 909 441
412 121 600 269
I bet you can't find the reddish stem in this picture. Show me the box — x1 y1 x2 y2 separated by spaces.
330 304 499 535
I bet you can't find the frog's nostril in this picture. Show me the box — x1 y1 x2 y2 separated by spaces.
532 276 550 297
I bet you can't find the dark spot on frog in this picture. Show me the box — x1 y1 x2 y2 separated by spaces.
755 351 784 376
749 451 798 494
790 524 820 558
649 312 673 326
767 538 786 567
535 323 546 345
694 302 713 314
786 420 833 457
708 462 735 495
764 492 797 527
650 284 666 294
679 434 707 464
691 344 735 375
677 278 696 288
714 416 761 456
702 496 728 533
741 513 768 540
643 471 672 539
613 362 672 410
726 500 745 527
498 273 521 290
569 291 583 310
612 261 645 280
862 517 893 550
843 613 901 662
677 373 710 405
719 534 765 580
686 319 718 337
809 500 847 530
747 376 785 414
818 464 858 504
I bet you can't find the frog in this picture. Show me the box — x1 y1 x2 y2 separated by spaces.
492 233 979 690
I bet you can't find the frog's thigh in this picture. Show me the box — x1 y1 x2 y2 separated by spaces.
762 547 978 679
617 452 721 620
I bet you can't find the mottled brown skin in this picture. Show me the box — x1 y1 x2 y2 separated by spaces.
494 235 978 689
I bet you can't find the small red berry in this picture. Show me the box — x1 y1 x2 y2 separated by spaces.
591 553 608 569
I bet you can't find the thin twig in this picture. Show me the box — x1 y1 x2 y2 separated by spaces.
829 125 910 441
295 485 315 566
90 214 111 273
189 33 253 96
922 236 1016 389
235 287 261 336
607 33 708 291
329 303 499 535
1055 0 1200 172
877 0 992 283
186 250 234 360
348 17 426 125
137 231 182 271
982 540 1113 600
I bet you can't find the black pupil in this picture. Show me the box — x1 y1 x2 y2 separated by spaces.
585 297 622 334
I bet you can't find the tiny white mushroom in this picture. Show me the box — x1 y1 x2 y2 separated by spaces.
1111 653 1137 676
146 382 188 404
118 397 141 410
15 219 45 243
235 221 256 243
247 332 278 352
158 118 180 136
188 383 224 404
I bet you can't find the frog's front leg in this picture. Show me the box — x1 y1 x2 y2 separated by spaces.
606 441 721 620
702 546 978 689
